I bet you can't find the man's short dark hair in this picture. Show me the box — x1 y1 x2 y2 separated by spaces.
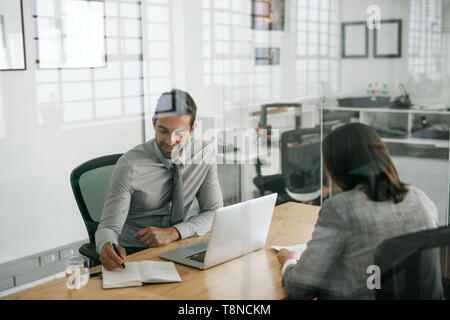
154 89 197 128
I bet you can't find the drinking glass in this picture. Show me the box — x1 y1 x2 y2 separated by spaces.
65 255 89 289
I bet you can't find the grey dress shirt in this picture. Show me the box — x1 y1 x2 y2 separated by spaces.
95 137 224 253
282 185 440 299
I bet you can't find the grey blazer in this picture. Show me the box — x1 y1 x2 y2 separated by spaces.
282 185 440 299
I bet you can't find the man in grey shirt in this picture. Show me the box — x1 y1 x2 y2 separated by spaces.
96 89 224 270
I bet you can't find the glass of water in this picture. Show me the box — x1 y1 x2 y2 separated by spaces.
65 255 89 290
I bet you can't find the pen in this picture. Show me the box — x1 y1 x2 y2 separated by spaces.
112 243 126 269
90 271 102 278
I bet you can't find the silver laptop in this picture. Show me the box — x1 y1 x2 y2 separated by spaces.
158 193 277 270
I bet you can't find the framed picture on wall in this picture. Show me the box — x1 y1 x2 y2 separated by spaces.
341 21 368 59
251 0 285 31
374 19 402 58
255 47 280 65
0 0 26 71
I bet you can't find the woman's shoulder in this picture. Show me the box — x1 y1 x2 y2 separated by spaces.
325 184 431 205
403 185 437 210
318 188 367 227
323 187 367 208
320 187 378 226
325 184 437 219
405 185 429 199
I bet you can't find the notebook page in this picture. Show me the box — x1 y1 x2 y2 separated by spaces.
139 261 181 283
102 262 143 289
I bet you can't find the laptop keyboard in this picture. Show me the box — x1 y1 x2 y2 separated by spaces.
186 251 206 263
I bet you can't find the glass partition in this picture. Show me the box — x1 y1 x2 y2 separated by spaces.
1 0 449 297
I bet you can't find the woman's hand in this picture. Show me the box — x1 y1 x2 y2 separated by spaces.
276 248 299 266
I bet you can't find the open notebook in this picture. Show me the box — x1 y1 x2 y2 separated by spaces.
102 261 181 289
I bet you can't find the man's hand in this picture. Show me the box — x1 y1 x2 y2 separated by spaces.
100 242 126 271
276 248 299 266
134 226 180 247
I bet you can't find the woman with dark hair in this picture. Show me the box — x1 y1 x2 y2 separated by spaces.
276 122 440 299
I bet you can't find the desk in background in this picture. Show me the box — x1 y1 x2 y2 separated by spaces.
2 202 319 300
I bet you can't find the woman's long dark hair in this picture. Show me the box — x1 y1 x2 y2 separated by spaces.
322 123 409 203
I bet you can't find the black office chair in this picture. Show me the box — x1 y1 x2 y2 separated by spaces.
374 225 450 300
253 103 303 205
253 158 286 204
70 154 123 267
281 127 325 204
254 126 330 205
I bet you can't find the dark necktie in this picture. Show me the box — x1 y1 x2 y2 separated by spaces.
170 163 184 224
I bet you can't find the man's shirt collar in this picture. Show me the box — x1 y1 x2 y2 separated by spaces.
152 138 191 170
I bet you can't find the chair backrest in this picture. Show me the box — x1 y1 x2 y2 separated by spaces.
281 127 324 194
70 154 123 244
258 103 303 128
374 225 450 300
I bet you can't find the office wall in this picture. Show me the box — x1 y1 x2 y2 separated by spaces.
341 0 450 105
340 0 410 97
0 0 144 264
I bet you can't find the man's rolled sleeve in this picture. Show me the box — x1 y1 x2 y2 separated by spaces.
173 209 215 239
172 223 191 240
95 229 119 256
173 221 195 240
282 259 298 274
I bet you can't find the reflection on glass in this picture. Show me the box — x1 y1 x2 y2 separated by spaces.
34 0 144 128
407 0 446 105
143 0 173 134
295 0 340 97
408 0 442 81
34 0 106 69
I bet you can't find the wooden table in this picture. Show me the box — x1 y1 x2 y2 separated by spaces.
2 202 319 300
